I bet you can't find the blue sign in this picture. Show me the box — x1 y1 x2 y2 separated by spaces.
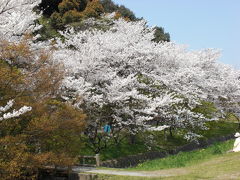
103 125 111 133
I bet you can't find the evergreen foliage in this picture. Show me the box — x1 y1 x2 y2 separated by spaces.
37 0 171 42
153 26 170 42
100 0 137 21
38 0 104 28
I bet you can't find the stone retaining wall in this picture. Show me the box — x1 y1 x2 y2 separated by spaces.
100 134 234 168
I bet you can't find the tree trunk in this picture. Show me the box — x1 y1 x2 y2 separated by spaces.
164 129 167 141
129 134 136 144
169 127 173 137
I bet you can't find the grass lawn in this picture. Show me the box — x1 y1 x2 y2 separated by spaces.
129 139 234 171
165 151 240 179
97 140 240 179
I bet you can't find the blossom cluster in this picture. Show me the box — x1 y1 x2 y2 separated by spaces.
0 100 32 121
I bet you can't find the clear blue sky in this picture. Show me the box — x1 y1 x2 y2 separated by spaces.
113 0 240 69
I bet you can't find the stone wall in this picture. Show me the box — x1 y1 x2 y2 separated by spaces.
100 134 234 168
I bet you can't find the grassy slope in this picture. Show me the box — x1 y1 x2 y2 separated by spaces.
165 151 240 180
97 140 240 179
82 121 238 161
129 139 234 171
98 151 240 179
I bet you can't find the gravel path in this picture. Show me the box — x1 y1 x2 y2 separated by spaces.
72 166 182 177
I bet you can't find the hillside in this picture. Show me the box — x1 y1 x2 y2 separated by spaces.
36 0 170 42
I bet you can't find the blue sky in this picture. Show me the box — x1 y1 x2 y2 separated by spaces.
112 0 240 69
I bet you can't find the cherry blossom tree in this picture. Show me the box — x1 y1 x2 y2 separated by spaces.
0 0 239 151
0 0 41 41
50 16 240 147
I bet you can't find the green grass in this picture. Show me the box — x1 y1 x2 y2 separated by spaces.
101 121 237 161
129 139 234 171
80 132 188 161
199 120 238 139
80 121 238 162
97 149 240 179
99 131 190 161
97 175 160 180
80 137 149 161
96 140 240 180
100 140 147 161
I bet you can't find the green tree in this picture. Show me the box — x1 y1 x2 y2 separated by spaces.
118 5 136 21
100 0 137 20
48 0 103 26
58 0 88 14
100 0 117 12
153 26 170 43
82 0 104 18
